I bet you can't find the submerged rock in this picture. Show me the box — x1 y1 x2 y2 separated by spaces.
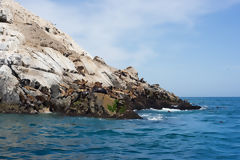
0 0 201 119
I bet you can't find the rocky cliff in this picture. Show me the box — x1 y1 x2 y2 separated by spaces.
0 0 200 119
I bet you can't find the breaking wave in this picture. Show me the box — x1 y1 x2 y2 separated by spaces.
152 108 182 112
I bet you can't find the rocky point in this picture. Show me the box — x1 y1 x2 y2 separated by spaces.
0 0 200 119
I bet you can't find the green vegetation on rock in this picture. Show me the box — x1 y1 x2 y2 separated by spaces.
119 106 126 114
107 99 118 112
107 99 126 114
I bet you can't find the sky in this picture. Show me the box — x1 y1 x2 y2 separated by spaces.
16 0 240 97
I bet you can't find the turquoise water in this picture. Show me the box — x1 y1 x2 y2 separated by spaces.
0 97 239 160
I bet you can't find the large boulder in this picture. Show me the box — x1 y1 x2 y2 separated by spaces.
0 65 20 104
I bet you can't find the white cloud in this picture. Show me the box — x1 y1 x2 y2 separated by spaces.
16 0 240 69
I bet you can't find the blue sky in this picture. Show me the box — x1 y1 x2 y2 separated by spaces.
17 0 240 97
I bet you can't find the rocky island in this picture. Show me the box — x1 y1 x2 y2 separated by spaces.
0 0 200 119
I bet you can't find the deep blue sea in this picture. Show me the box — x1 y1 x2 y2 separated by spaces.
0 97 239 160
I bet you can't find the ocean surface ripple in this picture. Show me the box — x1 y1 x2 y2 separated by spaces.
0 97 239 160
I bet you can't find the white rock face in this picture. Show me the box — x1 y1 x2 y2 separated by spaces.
0 0 148 103
0 65 20 103
0 23 24 51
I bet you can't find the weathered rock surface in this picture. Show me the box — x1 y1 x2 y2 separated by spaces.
0 0 200 119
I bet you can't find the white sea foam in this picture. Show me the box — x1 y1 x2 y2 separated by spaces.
150 108 182 112
200 106 208 110
137 106 202 120
148 115 163 121
139 113 163 121
43 111 52 114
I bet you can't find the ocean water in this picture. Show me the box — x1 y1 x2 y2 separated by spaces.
0 97 239 160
